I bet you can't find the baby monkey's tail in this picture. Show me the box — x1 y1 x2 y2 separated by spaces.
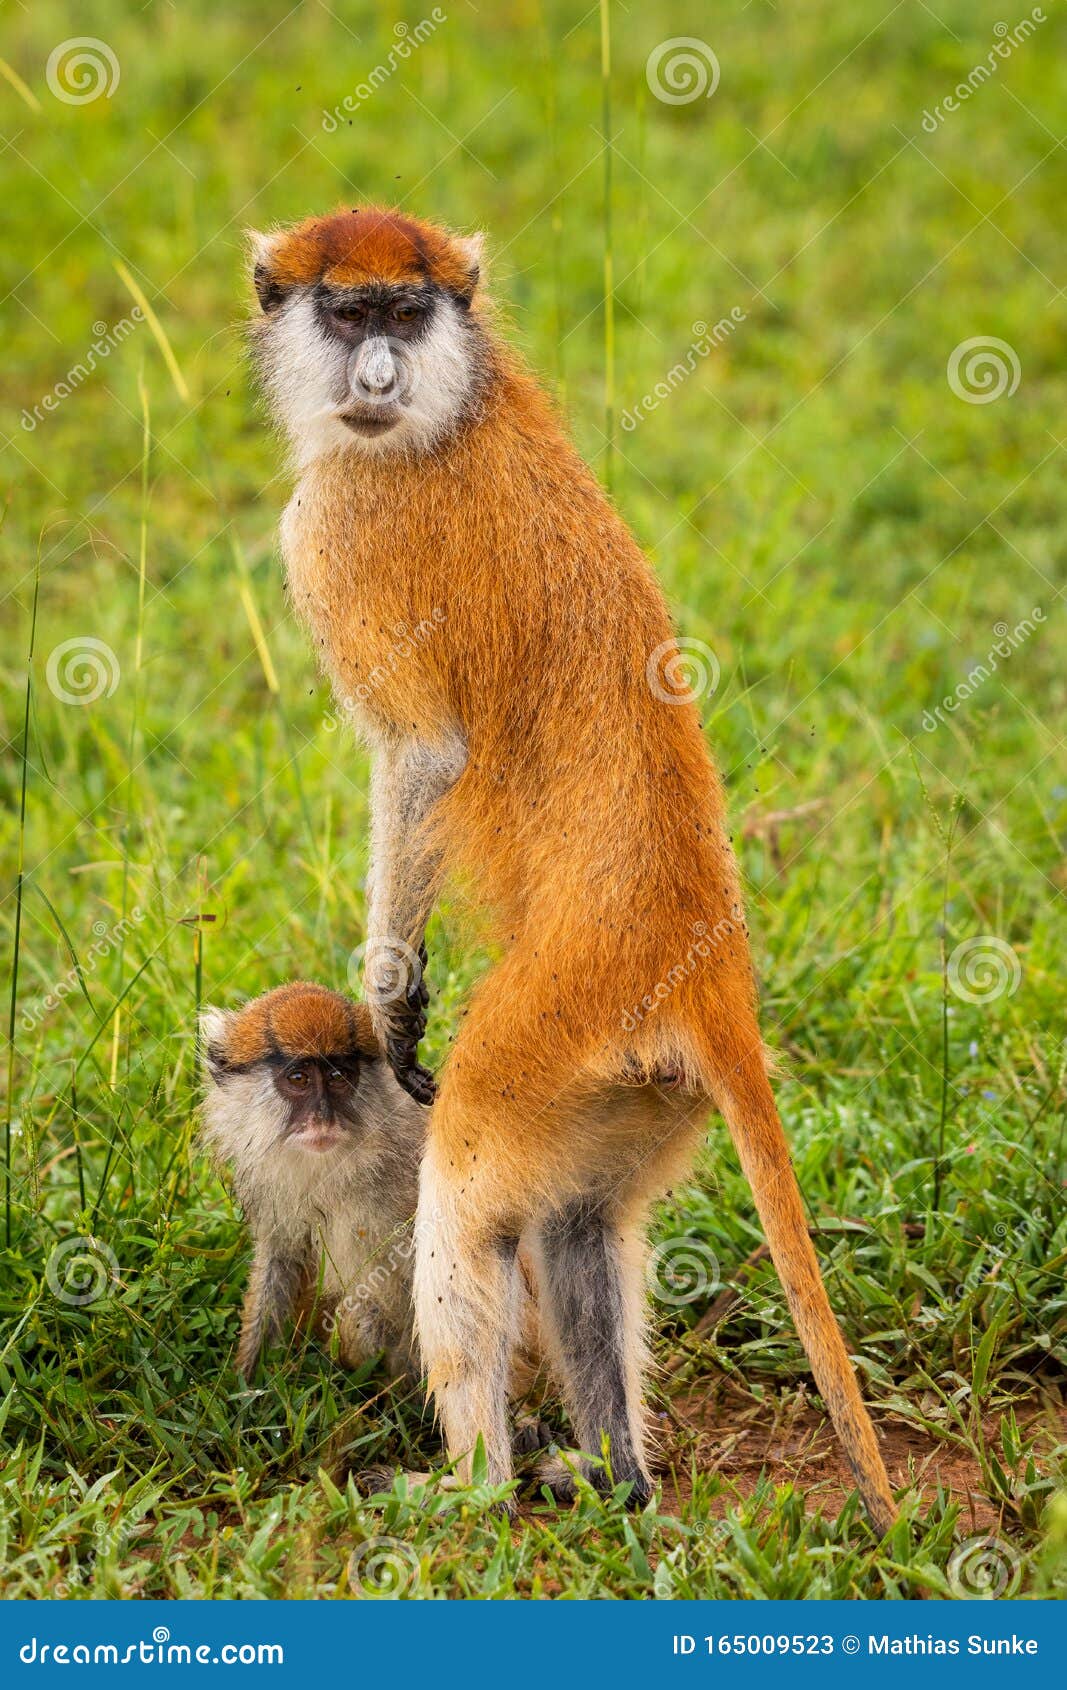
715 1055 897 1537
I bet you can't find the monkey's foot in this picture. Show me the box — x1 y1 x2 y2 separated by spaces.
535 1452 652 1511
513 1415 556 1459
355 1465 460 1497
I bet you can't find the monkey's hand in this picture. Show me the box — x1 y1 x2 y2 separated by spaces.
370 943 437 1106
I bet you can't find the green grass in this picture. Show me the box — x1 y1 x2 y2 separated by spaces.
2 0 1065 1598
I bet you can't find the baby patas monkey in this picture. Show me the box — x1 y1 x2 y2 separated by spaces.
200 981 546 1437
249 207 897 1534
200 981 422 1379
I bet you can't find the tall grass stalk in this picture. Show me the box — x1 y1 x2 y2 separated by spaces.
599 0 614 492
6 531 39 1246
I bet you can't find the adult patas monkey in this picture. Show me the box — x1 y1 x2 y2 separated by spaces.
250 206 896 1532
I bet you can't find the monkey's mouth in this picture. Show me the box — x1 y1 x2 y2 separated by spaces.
289 1121 346 1153
338 403 403 437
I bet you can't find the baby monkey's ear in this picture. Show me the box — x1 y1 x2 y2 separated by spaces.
349 999 382 1060
199 1006 236 1081
247 228 289 314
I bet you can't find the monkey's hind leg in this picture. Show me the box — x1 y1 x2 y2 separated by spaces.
413 1128 524 1501
236 1243 307 1380
530 1197 652 1508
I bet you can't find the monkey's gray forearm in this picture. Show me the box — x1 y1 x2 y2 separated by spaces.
236 1244 307 1378
365 730 466 1099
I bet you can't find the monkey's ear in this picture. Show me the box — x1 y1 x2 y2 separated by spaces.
349 1000 382 1061
246 228 288 314
199 1007 235 1080
453 231 485 302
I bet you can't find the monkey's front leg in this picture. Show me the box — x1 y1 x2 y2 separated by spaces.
236 1240 307 1379
365 732 466 1104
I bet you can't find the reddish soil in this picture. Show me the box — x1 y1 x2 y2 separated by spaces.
657 1383 1066 1529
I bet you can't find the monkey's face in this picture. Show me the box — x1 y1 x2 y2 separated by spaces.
249 207 485 466
201 983 386 1163
270 1052 365 1153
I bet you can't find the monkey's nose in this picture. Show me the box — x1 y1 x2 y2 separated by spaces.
354 337 398 397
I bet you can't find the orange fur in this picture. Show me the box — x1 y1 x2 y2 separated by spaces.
262 207 896 1531
263 205 479 298
220 981 378 1067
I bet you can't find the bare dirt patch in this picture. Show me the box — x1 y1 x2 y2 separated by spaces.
657 1384 1066 1530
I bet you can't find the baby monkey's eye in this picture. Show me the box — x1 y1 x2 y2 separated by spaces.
333 304 367 323
284 1066 310 1088
391 303 420 323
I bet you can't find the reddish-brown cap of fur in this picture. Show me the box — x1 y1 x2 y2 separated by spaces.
256 206 481 299
222 982 378 1067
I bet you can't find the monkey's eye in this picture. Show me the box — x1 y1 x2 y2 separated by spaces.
284 1066 310 1089
333 304 367 324
327 1065 356 1091
391 303 420 324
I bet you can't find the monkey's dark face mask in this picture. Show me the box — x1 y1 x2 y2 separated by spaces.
272 1055 365 1153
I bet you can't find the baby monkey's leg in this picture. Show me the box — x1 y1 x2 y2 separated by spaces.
365 731 466 1104
236 1242 307 1379
532 1198 652 1507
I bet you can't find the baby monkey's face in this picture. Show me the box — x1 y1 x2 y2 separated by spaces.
202 981 383 1159
271 1051 364 1152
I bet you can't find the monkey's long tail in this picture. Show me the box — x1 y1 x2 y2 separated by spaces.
714 1055 897 1537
